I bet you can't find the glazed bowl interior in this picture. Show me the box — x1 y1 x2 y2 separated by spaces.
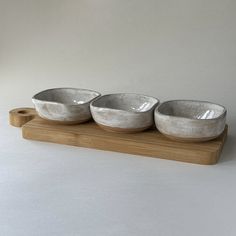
33 88 100 105
158 100 226 120
92 94 158 112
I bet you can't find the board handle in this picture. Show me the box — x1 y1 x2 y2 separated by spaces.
9 108 37 127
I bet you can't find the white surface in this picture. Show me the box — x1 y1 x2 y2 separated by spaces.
1 107 236 236
1 0 236 235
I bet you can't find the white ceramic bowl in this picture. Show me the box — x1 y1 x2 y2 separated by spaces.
90 93 159 133
155 100 227 142
32 88 101 124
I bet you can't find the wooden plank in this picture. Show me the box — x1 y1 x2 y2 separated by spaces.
10 108 228 165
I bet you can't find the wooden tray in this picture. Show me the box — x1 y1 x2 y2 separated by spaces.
9 108 228 165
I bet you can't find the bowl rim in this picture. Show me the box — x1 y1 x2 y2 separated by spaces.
91 93 159 114
32 87 101 106
155 99 227 121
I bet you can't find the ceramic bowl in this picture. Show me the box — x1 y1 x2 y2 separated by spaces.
90 93 159 133
32 88 101 124
155 100 227 142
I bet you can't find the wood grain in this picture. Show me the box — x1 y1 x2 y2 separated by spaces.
9 108 37 127
9 108 228 165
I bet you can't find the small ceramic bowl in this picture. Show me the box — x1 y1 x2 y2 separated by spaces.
32 88 101 124
90 93 159 133
155 100 227 142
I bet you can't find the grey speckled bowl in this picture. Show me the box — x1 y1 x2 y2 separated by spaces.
155 100 227 142
90 93 159 133
32 88 101 124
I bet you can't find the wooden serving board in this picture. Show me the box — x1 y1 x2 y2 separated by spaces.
9 108 228 165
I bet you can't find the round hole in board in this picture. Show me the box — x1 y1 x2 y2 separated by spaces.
17 110 28 114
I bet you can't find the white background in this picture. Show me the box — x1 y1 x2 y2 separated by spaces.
0 0 236 235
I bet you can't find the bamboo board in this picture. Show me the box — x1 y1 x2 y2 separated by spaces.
9 108 228 165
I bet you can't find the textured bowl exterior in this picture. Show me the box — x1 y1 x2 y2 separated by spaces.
90 94 159 132
91 107 154 130
32 100 92 123
32 88 100 124
155 100 227 141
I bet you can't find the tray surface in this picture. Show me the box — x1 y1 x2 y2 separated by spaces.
9 108 228 165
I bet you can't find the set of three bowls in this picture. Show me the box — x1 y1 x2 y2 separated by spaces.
32 88 227 142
